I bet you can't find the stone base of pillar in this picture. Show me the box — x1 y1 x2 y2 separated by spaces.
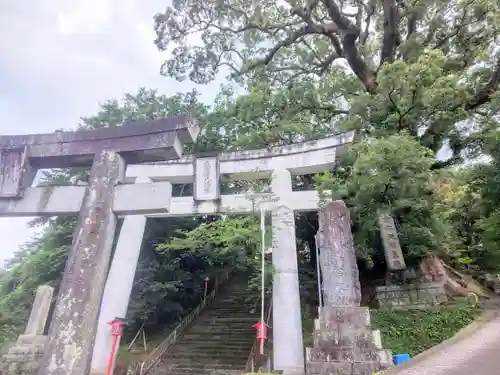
0 335 46 375
305 307 392 375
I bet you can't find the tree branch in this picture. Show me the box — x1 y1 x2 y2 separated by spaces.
431 156 462 170
321 0 378 93
380 0 401 66
236 25 316 76
360 0 376 46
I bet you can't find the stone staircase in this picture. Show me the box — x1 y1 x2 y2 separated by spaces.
148 275 260 375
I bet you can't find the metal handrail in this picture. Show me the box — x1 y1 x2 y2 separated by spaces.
126 267 233 375
244 299 273 373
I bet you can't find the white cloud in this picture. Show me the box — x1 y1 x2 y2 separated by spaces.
0 0 222 266
57 0 112 35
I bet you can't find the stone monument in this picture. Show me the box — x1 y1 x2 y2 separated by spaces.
306 201 392 375
376 212 447 309
0 285 54 375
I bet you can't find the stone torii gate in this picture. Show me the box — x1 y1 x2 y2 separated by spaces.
92 131 354 375
0 120 359 375
0 116 199 375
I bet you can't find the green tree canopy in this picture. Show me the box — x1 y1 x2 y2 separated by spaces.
154 0 500 163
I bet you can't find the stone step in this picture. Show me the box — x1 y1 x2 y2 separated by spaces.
166 343 253 353
149 277 258 375
154 364 239 373
153 368 213 375
197 315 258 320
165 349 251 357
180 335 254 342
176 341 253 348
188 321 257 326
185 327 255 333
196 317 258 322
161 357 248 367
199 308 256 312
164 351 250 360
171 342 253 350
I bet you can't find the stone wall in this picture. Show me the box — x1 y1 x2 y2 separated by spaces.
375 282 448 309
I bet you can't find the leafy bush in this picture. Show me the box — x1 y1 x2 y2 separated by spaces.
371 305 481 356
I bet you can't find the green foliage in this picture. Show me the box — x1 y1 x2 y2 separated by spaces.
156 215 273 308
0 217 75 347
371 305 481 356
5 0 500 346
316 134 442 265
154 0 500 163
158 216 263 268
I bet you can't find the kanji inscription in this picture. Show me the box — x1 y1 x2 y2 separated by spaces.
378 211 406 271
194 155 219 201
316 200 361 307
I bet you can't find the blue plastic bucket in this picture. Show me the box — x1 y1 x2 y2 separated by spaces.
393 353 411 365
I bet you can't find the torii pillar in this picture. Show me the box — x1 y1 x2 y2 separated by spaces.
0 116 199 375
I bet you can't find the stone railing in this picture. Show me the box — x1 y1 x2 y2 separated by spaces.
245 300 273 373
127 267 233 375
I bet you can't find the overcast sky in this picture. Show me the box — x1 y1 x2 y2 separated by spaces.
0 0 221 266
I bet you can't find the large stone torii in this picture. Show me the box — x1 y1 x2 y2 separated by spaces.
0 117 199 375
0 118 355 375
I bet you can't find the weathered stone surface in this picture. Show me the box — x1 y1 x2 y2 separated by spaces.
316 201 361 307
25 285 54 336
308 201 392 375
0 285 52 375
378 211 406 271
307 360 384 375
0 115 198 168
309 307 378 362
0 339 45 375
0 147 34 198
376 282 448 309
38 150 125 375
0 181 175 218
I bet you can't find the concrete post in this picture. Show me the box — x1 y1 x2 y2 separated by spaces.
90 213 148 375
39 150 125 375
270 168 305 375
25 285 54 336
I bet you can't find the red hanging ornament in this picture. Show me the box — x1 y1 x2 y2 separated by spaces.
253 320 269 355
253 320 269 340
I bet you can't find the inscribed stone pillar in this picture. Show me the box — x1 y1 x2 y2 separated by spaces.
316 200 361 307
306 200 392 375
378 211 406 271
39 150 125 375
90 213 149 375
26 285 54 336
270 168 305 375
